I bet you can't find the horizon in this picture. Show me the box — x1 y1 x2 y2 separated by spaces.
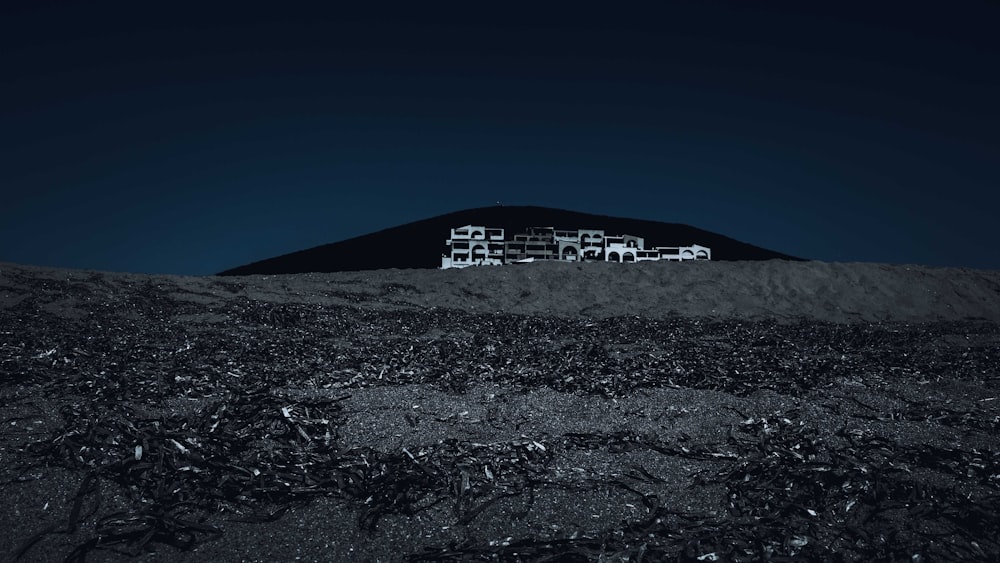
2 3 997 275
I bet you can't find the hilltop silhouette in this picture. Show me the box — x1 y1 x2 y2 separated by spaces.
218 206 803 275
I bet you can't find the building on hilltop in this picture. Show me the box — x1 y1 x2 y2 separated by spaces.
441 225 710 269
440 225 505 268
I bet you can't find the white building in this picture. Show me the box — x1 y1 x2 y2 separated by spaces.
442 225 710 268
655 244 712 261
440 225 505 269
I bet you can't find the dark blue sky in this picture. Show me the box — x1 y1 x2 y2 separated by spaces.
2 2 997 274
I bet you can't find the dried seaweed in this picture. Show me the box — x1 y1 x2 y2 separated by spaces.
410 414 1000 563
709 415 1000 561
2 278 999 560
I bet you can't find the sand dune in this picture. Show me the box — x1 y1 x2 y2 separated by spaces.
4 260 998 323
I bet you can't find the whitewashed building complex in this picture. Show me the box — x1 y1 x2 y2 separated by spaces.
441 225 711 269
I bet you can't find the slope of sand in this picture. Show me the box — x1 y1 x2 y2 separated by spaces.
1 260 999 561
3 259 999 323
374 260 1000 322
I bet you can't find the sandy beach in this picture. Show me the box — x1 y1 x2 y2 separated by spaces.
2 260 998 561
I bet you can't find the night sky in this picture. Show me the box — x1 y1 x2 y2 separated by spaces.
2 2 997 275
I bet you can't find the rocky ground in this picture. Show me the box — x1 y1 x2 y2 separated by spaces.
1 260 999 562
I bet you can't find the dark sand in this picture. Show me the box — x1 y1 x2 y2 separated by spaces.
6 259 999 323
1 260 998 562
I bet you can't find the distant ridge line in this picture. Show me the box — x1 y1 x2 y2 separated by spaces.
218 206 804 275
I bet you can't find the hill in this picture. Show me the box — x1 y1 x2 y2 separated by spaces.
218 206 802 275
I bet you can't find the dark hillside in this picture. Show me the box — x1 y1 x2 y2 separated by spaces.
218 206 803 275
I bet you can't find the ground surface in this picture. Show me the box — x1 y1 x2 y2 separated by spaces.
1 260 998 562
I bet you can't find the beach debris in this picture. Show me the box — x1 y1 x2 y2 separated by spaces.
2 281 998 560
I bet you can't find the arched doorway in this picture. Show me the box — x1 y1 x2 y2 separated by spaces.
472 245 487 261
